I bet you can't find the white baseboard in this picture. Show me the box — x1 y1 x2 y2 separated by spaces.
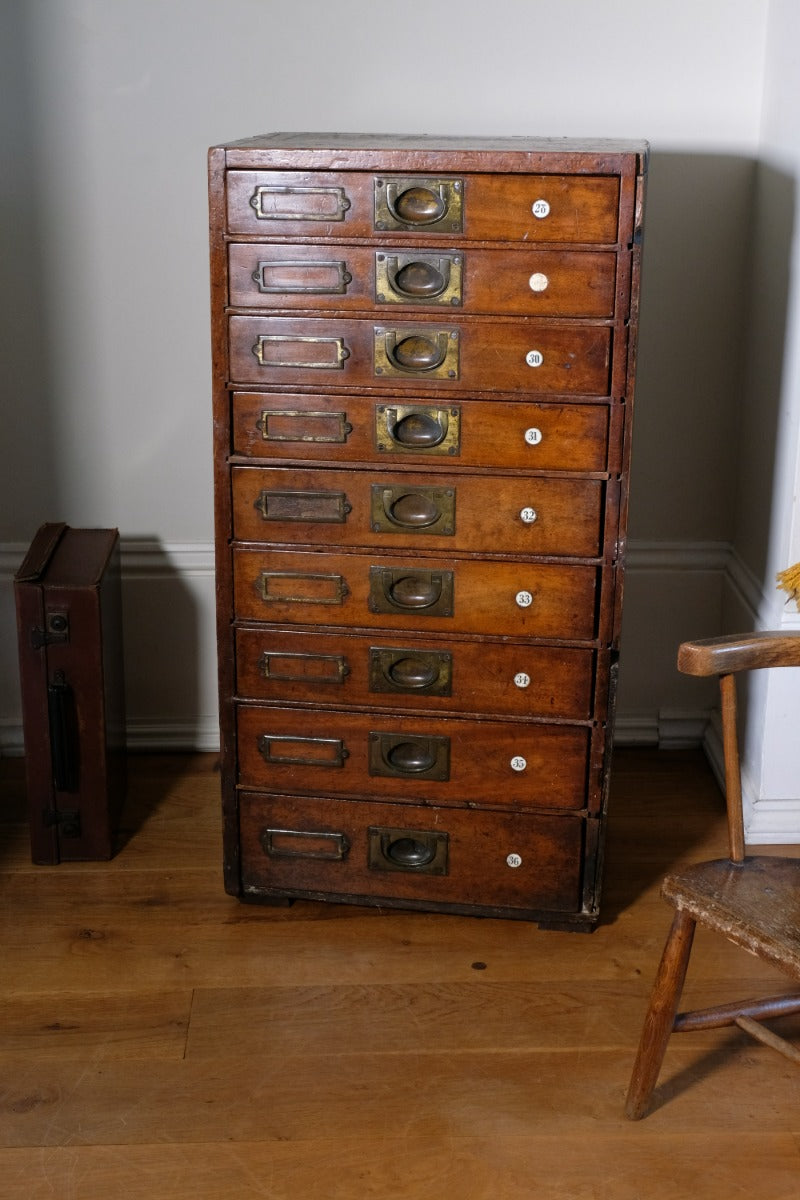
124 718 221 753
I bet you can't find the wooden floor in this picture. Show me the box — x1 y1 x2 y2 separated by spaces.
1 748 799 1199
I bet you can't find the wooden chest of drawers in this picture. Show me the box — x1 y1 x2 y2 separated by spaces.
208 133 647 930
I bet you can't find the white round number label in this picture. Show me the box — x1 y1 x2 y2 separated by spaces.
520 506 537 525
510 756 527 773
515 590 533 608
526 349 544 368
506 853 523 869
514 672 531 689
532 199 550 219
529 272 549 292
524 427 543 446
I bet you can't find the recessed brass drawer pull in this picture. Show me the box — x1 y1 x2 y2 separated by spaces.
257 409 353 445
369 647 453 695
254 489 352 524
249 184 351 222
261 827 351 861
376 253 462 305
257 733 349 768
376 405 460 455
257 571 349 606
371 485 455 535
252 258 352 295
368 566 454 616
374 329 459 379
367 825 449 875
252 334 350 370
369 732 450 780
259 651 350 685
374 177 463 232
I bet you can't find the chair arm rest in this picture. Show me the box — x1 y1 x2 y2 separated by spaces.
678 631 800 676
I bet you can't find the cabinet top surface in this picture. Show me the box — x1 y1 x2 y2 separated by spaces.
212 132 649 172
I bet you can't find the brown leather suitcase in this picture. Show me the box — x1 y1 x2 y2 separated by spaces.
14 523 126 862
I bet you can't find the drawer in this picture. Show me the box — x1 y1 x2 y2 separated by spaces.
238 792 584 914
228 315 613 395
228 242 618 318
231 466 605 557
226 170 620 244
233 548 603 640
236 705 590 811
235 627 600 721
231 392 611 472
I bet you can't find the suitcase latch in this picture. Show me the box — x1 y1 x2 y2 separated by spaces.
31 612 70 649
42 808 82 838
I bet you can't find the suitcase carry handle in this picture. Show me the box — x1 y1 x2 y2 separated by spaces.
48 672 79 792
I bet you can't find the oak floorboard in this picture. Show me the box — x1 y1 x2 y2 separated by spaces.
0 991 192 1061
184 978 800 1057
2 888 793 994
0 1134 799 1200
2 1046 799 1149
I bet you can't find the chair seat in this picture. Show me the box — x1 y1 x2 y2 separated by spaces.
662 856 800 976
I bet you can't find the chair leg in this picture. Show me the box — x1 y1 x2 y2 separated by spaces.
625 908 696 1120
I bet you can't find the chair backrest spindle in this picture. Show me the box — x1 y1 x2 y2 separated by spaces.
719 671 746 863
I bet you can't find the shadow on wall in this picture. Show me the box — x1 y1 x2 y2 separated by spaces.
631 151 755 546
617 152 795 732
119 539 210 751
727 159 796 605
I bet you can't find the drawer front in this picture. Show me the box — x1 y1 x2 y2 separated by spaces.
233 548 602 640
229 315 613 395
228 242 617 318
236 705 589 810
235 627 599 720
226 170 620 243
238 792 584 913
231 392 611 472
232 466 605 557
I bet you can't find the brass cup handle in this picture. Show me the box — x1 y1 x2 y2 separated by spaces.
383 573 443 610
384 257 450 299
385 183 448 226
367 825 449 874
382 833 437 867
384 331 449 373
381 489 442 530
382 738 439 774
384 655 440 690
387 407 449 449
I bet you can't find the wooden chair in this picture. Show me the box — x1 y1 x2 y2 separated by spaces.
625 631 800 1120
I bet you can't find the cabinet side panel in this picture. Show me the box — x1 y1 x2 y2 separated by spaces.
209 146 241 895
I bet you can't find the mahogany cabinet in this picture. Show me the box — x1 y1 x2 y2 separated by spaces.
208 133 647 929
